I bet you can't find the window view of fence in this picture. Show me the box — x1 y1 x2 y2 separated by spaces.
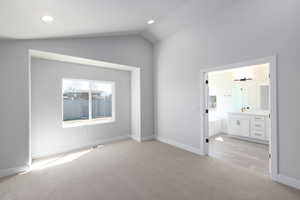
92 92 112 118
63 92 89 121
63 79 113 122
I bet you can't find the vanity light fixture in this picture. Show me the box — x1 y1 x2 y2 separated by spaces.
234 77 253 82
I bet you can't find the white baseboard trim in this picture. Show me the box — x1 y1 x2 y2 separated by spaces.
32 135 130 159
276 174 300 190
228 134 269 145
155 136 203 155
141 135 155 141
131 134 141 142
131 134 155 142
0 165 30 178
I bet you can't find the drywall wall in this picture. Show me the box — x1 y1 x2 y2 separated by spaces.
0 35 153 172
31 58 130 158
154 0 300 180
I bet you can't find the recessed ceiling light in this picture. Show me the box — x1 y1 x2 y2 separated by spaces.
41 15 54 23
147 19 155 25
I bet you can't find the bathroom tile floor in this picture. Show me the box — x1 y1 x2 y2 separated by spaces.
210 133 269 176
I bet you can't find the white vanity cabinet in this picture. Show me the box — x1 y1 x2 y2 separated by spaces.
228 112 269 143
228 115 250 137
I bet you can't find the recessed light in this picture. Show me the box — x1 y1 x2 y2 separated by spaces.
147 19 155 25
41 15 54 23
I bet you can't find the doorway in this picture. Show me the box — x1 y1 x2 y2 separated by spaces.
200 56 278 180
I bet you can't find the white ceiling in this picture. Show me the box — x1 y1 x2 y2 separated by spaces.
0 0 233 41
0 0 188 39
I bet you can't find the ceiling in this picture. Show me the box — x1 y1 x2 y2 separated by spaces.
0 0 232 41
144 0 235 41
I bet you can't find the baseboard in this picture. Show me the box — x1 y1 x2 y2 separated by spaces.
276 174 300 190
227 134 269 145
155 136 203 155
131 134 141 142
141 135 155 141
131 134 155 142
0 165 30 178
32 135 130 159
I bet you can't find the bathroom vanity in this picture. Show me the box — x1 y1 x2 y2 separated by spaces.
228 111 270 144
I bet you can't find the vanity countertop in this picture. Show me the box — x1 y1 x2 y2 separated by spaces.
228 110 269 116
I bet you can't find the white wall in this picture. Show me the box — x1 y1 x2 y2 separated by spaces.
154 0 300 180
0 35 153 172
31 58 130 158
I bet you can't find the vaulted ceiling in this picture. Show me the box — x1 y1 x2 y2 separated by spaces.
0 0 233 42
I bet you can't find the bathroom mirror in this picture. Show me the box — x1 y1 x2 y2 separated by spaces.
232 83 269 112
232 85 249 111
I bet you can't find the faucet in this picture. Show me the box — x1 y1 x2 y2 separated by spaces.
241 106 250 112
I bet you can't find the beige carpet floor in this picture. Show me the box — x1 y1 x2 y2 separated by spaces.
0 140 299 200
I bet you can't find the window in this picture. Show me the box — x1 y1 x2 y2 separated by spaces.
62 79 114 127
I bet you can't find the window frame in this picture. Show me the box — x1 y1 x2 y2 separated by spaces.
62 78 115 128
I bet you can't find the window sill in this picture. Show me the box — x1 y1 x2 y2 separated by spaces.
62 118 115 128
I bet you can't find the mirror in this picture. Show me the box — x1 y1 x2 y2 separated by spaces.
232 83 269 112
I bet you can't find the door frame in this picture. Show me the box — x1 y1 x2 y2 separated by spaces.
199 56 278 180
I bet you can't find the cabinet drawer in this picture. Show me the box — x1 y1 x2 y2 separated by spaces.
251 130 265 140
253 116 265 121
252 121 265 131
